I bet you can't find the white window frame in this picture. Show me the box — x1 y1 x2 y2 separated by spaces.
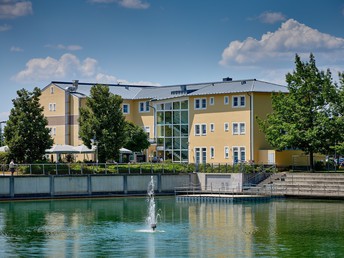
201 124 207 136
224 146 229 159
122 104 130 114
232 95 246 108
49 103 56 112
224 96 229 105
210 146 215 159
194 98 207 110
210 123 215 132
49 127 56 136
139 101 150 113
209 97 214 105
224 122 229 132
233 122 245 135
194 124 200 136
232 123 239 135
233 146 246 162
50 86 54 94
239 122 246 135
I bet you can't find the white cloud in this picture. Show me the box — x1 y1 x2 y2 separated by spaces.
45 44 83 51
13 53 98 82
13 53 160 86
117 79 160 86
0 23 10 31
89 0 150 9
10 46 23 52
257 11 287 24
117 0 149 9
0 0 33 19
220 19 344 67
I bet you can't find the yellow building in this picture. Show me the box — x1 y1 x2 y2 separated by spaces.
40 78 294 165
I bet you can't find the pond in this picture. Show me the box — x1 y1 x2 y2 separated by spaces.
0 197 344 257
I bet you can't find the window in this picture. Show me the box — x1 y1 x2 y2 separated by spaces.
233 146 246 163
233 122 245 135
232 95 245 107
49 103 56 111
195 148 200 164
144 126 150 138
210 97 214 105
195 124 200 136
240 147 246 161
224 96 229 105
224 146 229 159
122 104 130 114
210 123 215 132
194 98 207 110
240 96 245 106
201 124 207 135
224 122 229 132
195 147 207 164
49 127 56 136
139 101 150 112
50 86 54 94
239 123 245 134
233 123 238 134
210 147 215 159
195 124 206 136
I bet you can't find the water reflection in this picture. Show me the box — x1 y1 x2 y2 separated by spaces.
0 198 344 257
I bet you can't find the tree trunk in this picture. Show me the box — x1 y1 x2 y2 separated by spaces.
309 150 314 172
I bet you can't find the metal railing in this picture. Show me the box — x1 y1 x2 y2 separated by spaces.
0 162 278 176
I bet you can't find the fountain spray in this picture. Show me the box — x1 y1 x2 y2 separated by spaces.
146 176 157 231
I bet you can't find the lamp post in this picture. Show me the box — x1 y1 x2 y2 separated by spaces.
91 136 98 164
0 121 6 146
148 103 156 144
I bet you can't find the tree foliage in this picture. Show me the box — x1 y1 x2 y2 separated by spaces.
79 84 126 162
124 121 150 152
257 53 340 171
4 88 53 163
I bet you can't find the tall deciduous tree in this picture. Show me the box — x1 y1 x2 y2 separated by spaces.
332 72 344 155
124 121 150 152
79 84 126 162
257 53 338 171
4 88 53 163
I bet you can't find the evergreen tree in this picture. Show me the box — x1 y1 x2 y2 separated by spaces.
124 121 150 152
257 54 338 171
4 88 53 163
79 84 126 162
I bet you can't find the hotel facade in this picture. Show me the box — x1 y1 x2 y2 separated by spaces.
39 78 302 166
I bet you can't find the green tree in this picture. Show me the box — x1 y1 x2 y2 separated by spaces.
124 121 150 152
79 84 126 162
4 88 53 163
332 72 344 155
257 53 338 171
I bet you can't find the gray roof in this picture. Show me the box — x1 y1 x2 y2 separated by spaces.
49 79 287 101
187 79 288 96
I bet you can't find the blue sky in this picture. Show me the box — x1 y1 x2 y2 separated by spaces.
1 0 344 122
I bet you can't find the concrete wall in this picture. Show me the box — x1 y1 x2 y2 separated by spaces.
196 173 243 192
0 174 191 198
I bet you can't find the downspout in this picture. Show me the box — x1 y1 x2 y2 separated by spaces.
65 90 70 145
247 80 255 162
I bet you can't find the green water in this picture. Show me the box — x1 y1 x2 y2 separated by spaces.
0 197 344 257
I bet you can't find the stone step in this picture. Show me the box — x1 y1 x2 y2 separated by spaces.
282 180 344 184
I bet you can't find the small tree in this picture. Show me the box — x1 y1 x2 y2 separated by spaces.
124 121 150 152
79 84 126 162
257 53 338 171
4 88 53 163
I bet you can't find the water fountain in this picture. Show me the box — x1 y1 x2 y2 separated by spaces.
146 176 157 231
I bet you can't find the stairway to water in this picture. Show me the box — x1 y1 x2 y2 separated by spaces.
254 172 344 198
